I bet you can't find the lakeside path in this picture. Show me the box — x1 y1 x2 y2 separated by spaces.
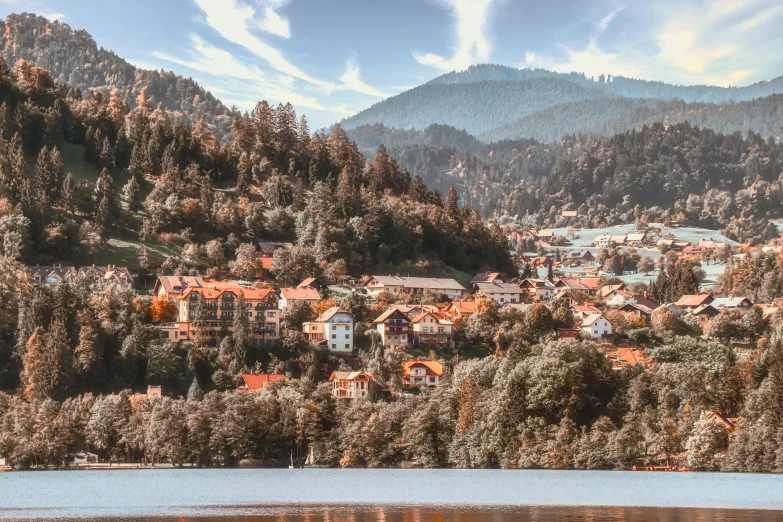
3 469 783 518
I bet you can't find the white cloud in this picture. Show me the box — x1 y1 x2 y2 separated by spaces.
522 0 783 87
339 60 388 98
259 5 290 38
40 12 66 21
414 0 494 72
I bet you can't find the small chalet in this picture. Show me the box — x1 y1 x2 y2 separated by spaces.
373 307 411 347
279 287 321 309
563 250 595 266
598 283 626 300
626 233 646 246
519 278 556 300
302 307 355 352
472 281 527 304
470 272 503 285
297 277 328 292
330 371 372 398
403 360 443 388
711 297 753 314
580 314 613 340
441 300 478 322
411 312 453 347
674 293 714 312
554 277 602 294
691 304 720 332
239 373 285 390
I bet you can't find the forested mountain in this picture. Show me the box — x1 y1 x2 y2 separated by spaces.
340 78 610 135
0 12 237 140
346 123 481 155
479 95 783 143
431 64 783 102
341 63 783 143
388 122 783 244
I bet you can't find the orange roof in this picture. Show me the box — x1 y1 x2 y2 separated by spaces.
445 300 477 314
402 360 444 376
280 287 320 300
240 373 285 390
411 311 451 324
180 285 277 301
259 257 274 269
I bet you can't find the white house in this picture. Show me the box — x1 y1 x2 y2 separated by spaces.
472 282 527 304
519 278 556 300
580 314 613 339
363 275 466 298
302 307 355 352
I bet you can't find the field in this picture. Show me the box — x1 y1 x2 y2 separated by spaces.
533 223 736 289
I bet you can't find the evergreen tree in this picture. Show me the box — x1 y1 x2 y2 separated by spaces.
231 294 251 367
123 173 142 212
61 173 77 213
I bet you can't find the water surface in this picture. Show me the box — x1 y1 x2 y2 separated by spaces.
3 469 783 520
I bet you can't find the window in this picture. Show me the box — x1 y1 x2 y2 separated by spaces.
332 325 336 331
345 344 349 349
267 312 276 318
345 334 349 339
429 377 436 383
332 344 336 349
332 334 336 339
344 325 350 330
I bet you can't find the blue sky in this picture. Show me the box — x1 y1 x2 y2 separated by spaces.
3 0 783 128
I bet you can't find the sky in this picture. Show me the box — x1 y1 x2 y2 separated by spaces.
3 0 783 128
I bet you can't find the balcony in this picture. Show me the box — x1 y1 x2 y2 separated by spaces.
252 323 277 332
255 303 277 310
384 326 409 334
220 304 235 310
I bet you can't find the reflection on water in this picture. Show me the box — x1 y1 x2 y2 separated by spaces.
8 506 783 522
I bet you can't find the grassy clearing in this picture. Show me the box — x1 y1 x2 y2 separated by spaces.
96 237 181 267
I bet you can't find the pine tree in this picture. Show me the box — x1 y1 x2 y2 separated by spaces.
74 310 99 375
232 294 251 367
200 174 214 214
187 377 204 402
297 114 311 152
34 145 63 207
7 133 26 202
123 173 142 212
446 187 460 220
236 152 252 196
94 168 119 243
546 263 554 282
61 173 77 213
98 136 114 169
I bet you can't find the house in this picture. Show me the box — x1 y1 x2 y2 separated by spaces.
598 283 626 300
626 233 646 246
580 314 613 339
709 410 738 431
470 272 503 284
239 373 285 390
619 302 657 322
257 241 294 258
441 300 478 322
79 265 134 290
660 302 685 319
279 287 321 309
561 210 578 218
27 265 77 286
472 281 527 304
530 256 553 267
411 312 453 348
373 307 412 347
606 289 635 307
691 304 720 332
563 250 595 266
129 385 162 408
610 234 627 245
519 278 556 300
363 276 465 298
571 303 602 321
674 293 714 312
554 277 602 294
538 229 555 240
403 360 443 388
594 234 614 248
303 307 354 352
153 275 207 301
656 239 675 250
297 277 327 292
673 241 692 252
330 371 372 398
557 328 580 339
158 285 280 344
710 297 753 314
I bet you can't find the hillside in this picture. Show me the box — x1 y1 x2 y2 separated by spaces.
479 95 783 143
0 12 237 139
341 63 783 142
339 77 610 134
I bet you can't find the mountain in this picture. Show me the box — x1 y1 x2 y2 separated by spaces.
0 12 238 139
340 63 783 143
479 95 783 143
340 77 610 135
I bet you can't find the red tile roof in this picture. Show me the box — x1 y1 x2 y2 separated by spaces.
240 373 285 390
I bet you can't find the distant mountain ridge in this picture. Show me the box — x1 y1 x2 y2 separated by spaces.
0 12 238 139
340 63 783 143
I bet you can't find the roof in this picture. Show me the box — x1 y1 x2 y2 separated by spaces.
538 229 554 238
610 235 627 243
240 373 285 390
657 239 675 246
598 284 625 298
556 277 602 290
561 210 578 217
711 297 752 309
402 360 444 376
373 307 410 324
620 303 656 316
154 275 206 295
628 294 661 310
180 285 277 301
366 276 465 292
572 304 601 315
627 233 646 241
473 282 526 294
692 304 720 316
27 265 76 279
411 311 452 325
565 250 593 259
330 371 371 381
519 278 555 289
297 277 323 288
581 314 607 327
280 287 321 300
445 300 478 314
257 241 294 255
315 307 353 323
675 294 714 307
470 272 502 284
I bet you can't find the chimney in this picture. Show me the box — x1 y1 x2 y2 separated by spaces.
644 291 649 299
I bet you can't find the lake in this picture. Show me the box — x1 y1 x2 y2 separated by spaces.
2 469 783 521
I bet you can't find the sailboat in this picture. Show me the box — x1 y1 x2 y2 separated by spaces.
303 445 321 468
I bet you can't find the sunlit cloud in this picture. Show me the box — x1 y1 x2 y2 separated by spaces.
414 0 495 72
339 60 388 98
